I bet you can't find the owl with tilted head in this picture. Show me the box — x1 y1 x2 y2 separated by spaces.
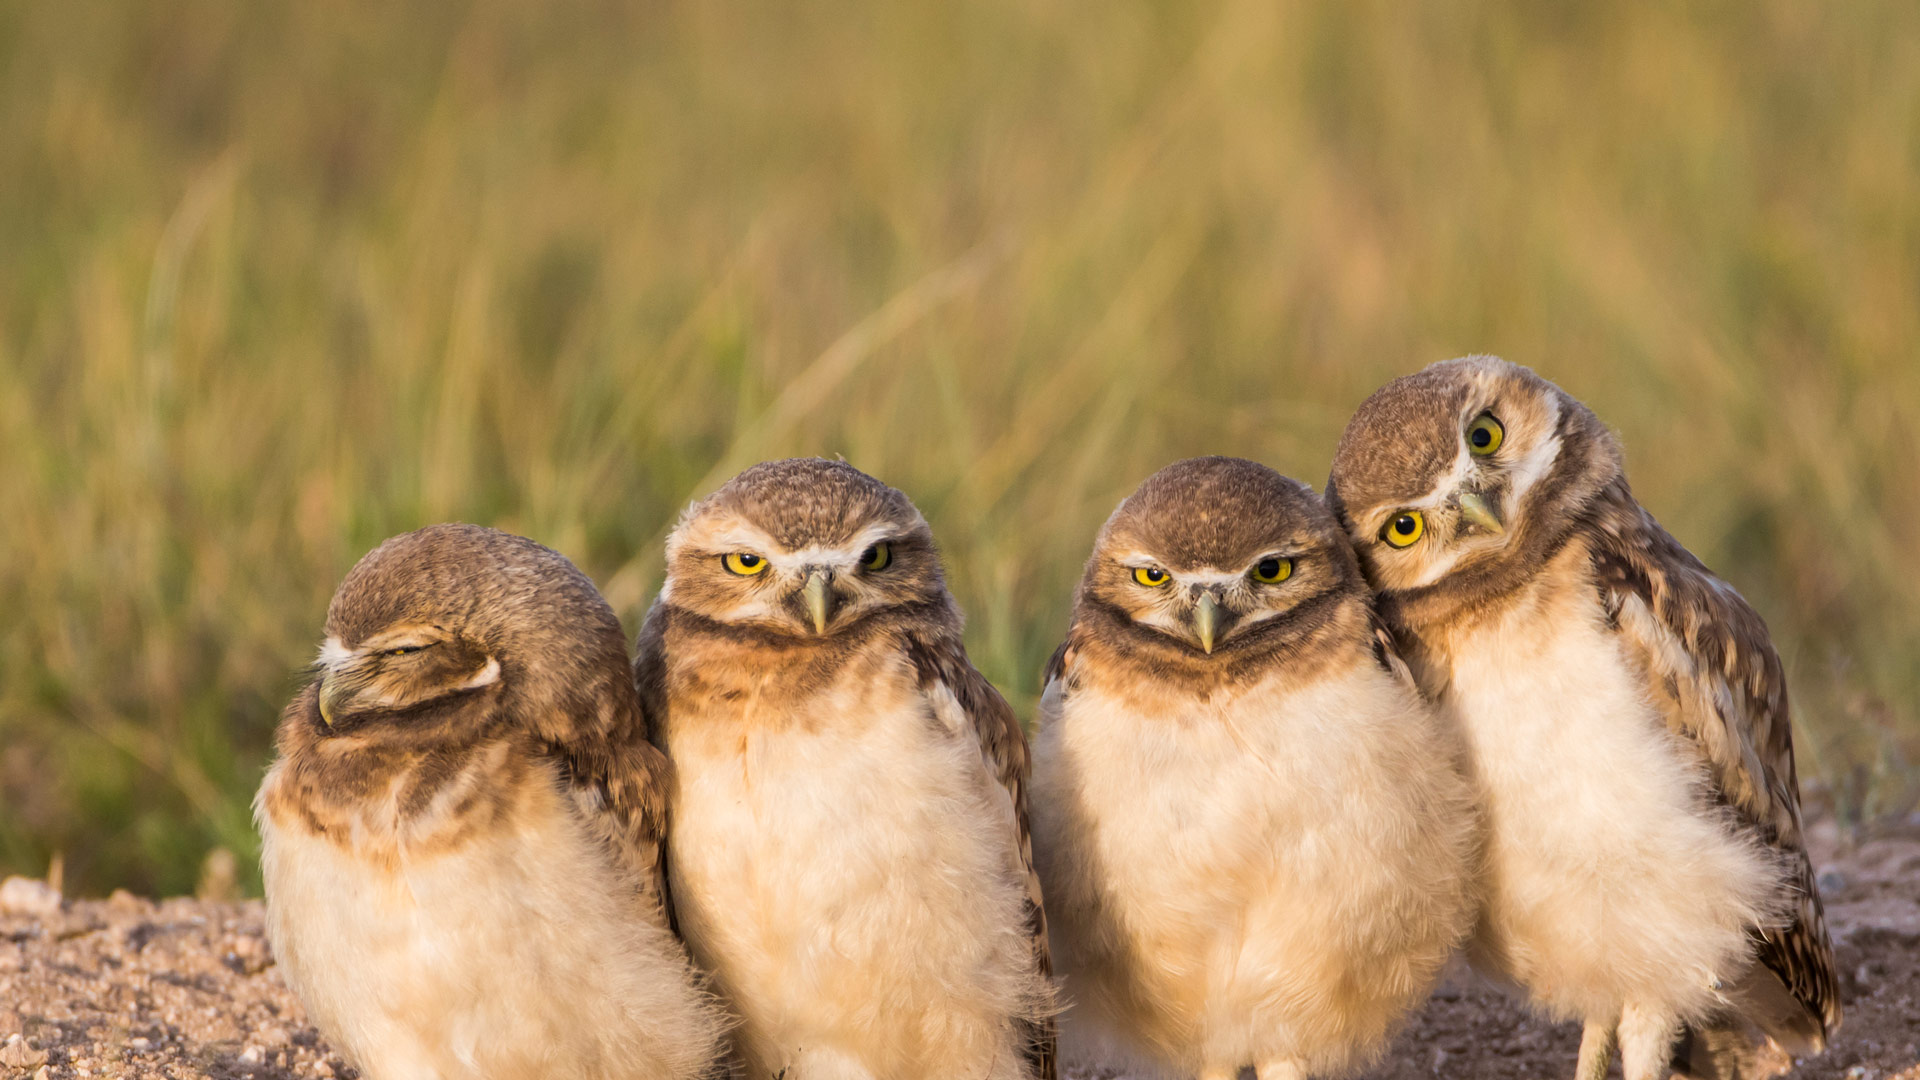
1029 456 1476 1080
255 524 726 1080
635 458 1056 1080
1326 356 1840 1080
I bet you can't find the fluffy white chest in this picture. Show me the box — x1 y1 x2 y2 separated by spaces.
1441 594 1780 1020
257 760 718 1080
1045 674 1371 921
666 677 1037 1076
1033 661 1471 1073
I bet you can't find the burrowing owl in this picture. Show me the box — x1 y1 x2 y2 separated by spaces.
256 524 725 1080
636 458 1055 1079
1030 456 1476 1080
1326 356 1839 1080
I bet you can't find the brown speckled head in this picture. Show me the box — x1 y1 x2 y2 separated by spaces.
1326 356 1622 612
661 458 949 640
1060 457 1376 693
311 523 636 742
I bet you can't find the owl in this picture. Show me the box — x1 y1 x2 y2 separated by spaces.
1325 356 1841 1080
635 458 1056 1080
1029 456 1477 1080
255 524 726 1080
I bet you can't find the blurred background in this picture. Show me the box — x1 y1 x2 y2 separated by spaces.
1 0 1916 896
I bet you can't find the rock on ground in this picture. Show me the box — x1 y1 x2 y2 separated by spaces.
1 828 1916 1079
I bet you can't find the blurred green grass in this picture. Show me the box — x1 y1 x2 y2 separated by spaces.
2 0 1916 895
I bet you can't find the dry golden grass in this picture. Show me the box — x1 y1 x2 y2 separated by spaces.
2 0 1915 893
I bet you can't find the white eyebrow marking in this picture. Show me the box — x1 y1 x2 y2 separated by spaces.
1504 396 1563 502
1114 550 1295 586
1179 572 1251 591
1420 442 1476 509
458 656 501 690
707 522 901 570
316 637 353 668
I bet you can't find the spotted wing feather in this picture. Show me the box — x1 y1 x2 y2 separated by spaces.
1586 480 1839 1051
549 700 677 926
908 632 1058 1080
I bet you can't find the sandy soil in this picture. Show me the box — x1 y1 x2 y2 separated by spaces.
1 823 1915 1080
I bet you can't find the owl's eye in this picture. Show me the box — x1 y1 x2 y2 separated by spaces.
1382 511 1426 548
1132 566 1171 588
1467 412 1505 456
1252 557 1293 584
381 641 435 657
723 552 769 576
862 542 892 571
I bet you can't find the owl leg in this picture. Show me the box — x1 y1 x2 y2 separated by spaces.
1617 1002 1679 1080
1575 1013 1616 1080
1253 1059 1306 1080
1198 1068 1241 1080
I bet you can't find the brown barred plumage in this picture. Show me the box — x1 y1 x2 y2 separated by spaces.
906 632 1057 1080
1587 478 1840 1053
643 457 1057 1079
1329 356 1842 1080
256 524 726 1080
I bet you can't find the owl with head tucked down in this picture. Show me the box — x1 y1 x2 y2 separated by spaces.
635 457 1056 1080
1030 456 1476 1080
1326 356 1839 1080
256 524 726 1080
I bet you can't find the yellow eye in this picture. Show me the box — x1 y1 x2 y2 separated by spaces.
1467 412 1505 456
1132 566 1171 588
862 542 892 571
723 552 769 576
1382 511 1425 548
1252 557 1293 584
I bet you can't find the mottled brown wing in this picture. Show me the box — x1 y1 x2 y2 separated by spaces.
907 631 1057 1080
1586 481 1840 1048
1041 631 1080 694
550 715 677 927
1365 605 1418 689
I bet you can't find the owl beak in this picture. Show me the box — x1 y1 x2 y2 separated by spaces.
802 569 835 634
1455 491 1505 535
316 673 343 727
1192 592 1221 654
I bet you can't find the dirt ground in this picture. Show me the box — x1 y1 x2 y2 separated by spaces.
1 821 1916 1080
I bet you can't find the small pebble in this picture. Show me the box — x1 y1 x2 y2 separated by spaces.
0 1037 48 1068
240 1045 264 1064
0 877 61 918
130 1036 151 1052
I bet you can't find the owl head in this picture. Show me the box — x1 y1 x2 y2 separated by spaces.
311 523 635 740
1077 456 1368 661
663 458 949 638
1325 355 1622 598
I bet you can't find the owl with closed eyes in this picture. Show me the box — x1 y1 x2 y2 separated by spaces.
635 457 1056 1080
255 524 726 1080
1030 456 1476 1080
1326 356 1839 1080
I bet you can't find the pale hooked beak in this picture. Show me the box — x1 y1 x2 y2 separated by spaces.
1456 491 1505 535
1192 592 1221 654
317 672 344 727
802 569 834 635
